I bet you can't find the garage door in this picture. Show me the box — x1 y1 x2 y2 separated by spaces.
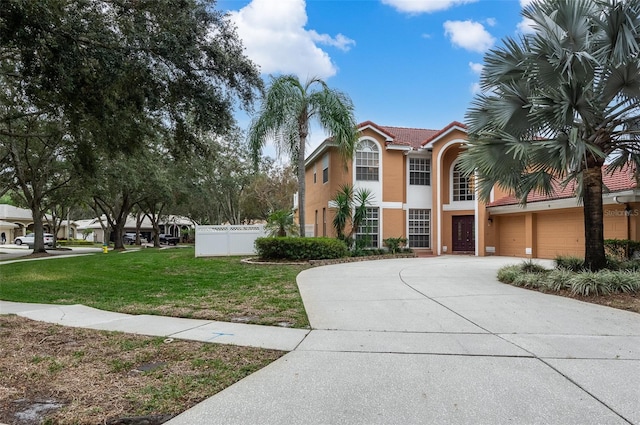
536 211 584 259
498 216 525 257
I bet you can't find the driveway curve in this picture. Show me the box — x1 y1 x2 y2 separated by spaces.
169 256 640 425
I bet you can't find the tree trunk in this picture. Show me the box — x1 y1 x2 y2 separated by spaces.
582 166 607 271
112 221 126 251
297 135 307 237
30 205 47 253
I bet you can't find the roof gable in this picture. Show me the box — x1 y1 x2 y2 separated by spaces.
357 121 440 150
422 121 467 148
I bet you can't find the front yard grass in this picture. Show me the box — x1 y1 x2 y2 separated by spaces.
0 247 310 328
0 247 309 423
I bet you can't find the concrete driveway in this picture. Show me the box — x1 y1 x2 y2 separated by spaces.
170 256 640 425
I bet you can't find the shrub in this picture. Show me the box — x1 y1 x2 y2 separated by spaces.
520 259 548 274
255 237 348 261
497 265 521 284
569 272 611 296
383 237 407 254
554 256 585 272
58 239 96 246
605 239 640 261
598 270 640 294
543 270 573 291
619 259 640 272
512 272 545 288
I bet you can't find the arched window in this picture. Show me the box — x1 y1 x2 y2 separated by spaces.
355 140 379 181
452 162 475 201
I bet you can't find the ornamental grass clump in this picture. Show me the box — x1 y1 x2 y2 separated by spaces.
543 270 573 291
568 272 612 296
496 265 521 284
498 262 640 296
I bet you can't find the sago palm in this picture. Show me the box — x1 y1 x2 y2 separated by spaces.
249 75 358 237
459 0 640 270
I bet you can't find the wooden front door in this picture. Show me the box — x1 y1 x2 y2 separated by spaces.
452 215 475 252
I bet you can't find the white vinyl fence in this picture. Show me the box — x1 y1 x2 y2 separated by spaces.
195 224 268 257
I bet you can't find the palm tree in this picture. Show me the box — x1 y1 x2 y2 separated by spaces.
265 209 299 237
249 75 358 237
331 184 374 245
459 0 640 270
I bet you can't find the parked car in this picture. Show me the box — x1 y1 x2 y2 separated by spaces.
14 233 54 247
159 233 179 245
123 233 148 245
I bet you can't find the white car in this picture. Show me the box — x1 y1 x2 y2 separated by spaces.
14 233 55 247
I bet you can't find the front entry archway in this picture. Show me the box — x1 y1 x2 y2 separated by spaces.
452 215 475 252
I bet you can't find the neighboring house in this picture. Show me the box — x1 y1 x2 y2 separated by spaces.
0 204 77 241
76 214 195 243
0 204 194 244
303 120 640 259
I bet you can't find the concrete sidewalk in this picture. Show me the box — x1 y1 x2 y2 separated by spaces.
0 301 309 351
168 256 640 425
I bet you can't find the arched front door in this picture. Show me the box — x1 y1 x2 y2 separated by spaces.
452 215 475 252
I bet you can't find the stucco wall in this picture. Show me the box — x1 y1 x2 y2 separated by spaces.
491 203 640 259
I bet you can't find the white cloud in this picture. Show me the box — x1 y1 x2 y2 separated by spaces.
517 0 536 34
485 18 496 27
228 0 355 80
517 17 536 34
469 62 483 94
309 31 355 52
469 62 483 75
443 20 495 53
381 0 478 13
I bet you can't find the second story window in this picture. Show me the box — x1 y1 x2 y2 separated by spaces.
322 153 329 183
355 140 379 181
409 157 430 185
452 162 475 201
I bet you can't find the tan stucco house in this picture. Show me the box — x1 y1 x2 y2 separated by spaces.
0 204 77 242
302 120 640 259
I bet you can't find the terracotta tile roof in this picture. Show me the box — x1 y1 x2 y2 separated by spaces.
358 121 439 149
488 165 638 207
421 121 467 146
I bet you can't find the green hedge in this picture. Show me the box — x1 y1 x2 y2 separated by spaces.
255 237 349 261
605 239 640 260
57 239 97 246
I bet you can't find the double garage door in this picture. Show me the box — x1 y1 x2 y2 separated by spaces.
497 212 585 259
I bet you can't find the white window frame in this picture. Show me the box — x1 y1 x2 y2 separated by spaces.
451 161 475 202
355 139 379 181
408 209 431 248
355 207 379 248
409 157 431 186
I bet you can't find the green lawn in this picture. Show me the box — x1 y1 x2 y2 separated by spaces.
0 248 310 328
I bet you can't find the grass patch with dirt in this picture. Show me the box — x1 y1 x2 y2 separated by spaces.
0 247 310 328
0 315 283 424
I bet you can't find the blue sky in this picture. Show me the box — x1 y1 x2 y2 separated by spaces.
218 0 534 155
